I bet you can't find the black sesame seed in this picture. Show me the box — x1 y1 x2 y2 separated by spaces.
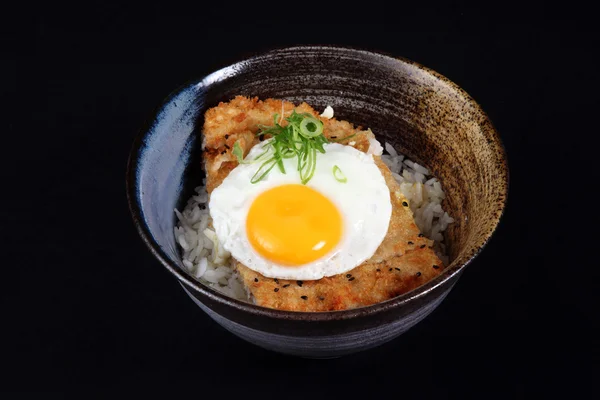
348 277 355 281
395 268 401 271
254 278 258 282
274 288 279 292
221 150 226 155
297 280 303 287
433 265 440 269
418 233 424 237
301 295 308 300
319 296 325 301
331 136 337 139
224 134 229 139
389 268 393 272
420 244 426 249
376 269 381 272
346 274 352 278
274 278 279 284
402 201 408 207
224 144 230 149
408 241 414 245
283 284 290 288
416 272 422 277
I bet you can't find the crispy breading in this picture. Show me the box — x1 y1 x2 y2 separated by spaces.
236 247 443 312
202 96 444 311
202 96 372 193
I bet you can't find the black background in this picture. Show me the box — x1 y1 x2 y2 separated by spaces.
2 3 597 396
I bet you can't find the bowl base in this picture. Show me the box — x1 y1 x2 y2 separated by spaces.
181 282 455 358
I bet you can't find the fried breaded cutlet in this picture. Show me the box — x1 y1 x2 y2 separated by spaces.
202 96 445 311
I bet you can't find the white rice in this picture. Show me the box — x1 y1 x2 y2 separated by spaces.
175 141 453 300
380 142 454 264
173 183 248 300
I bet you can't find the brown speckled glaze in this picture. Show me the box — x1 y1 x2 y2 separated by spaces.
126 46 509 358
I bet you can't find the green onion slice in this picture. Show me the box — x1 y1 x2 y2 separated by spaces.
250 111 329 184
299 117 323 138
232 140 244 163
331 133 357 142
251 158 278 184
332 165 347 183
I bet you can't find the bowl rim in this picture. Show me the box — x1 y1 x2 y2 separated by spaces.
126 45 509 322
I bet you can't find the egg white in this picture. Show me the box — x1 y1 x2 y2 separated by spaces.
209 139 392 280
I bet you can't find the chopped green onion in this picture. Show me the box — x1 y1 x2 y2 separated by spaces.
232 140 244 163
273 140 285 173
332 165 347 183
331 133 357 142
299 117 323 138
253 145 270 162
251 111 329 184
300 146 317 184
251 158 278 184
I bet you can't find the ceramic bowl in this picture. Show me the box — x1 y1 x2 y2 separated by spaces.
126 46 508 358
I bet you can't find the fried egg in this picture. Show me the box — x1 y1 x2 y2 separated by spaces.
209 140 392 280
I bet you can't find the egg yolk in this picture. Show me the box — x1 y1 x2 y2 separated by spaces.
246 184 343 266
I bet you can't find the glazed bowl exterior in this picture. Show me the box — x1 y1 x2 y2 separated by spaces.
126 46 508 358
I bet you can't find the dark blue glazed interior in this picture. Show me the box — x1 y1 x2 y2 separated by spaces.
133 84 201 272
